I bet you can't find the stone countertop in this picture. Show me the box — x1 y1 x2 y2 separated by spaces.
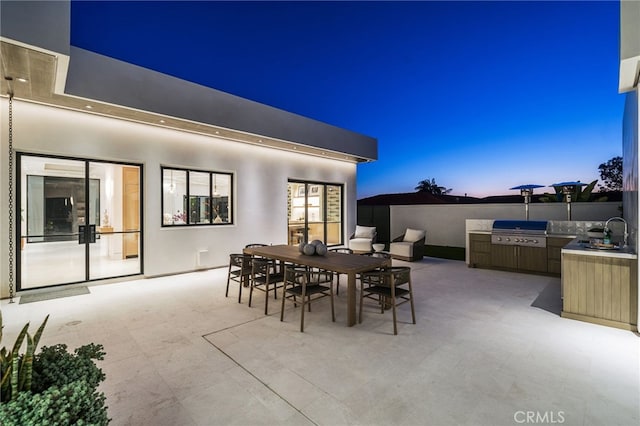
562 238 637 259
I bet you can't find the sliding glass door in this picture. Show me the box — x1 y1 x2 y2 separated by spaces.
287 181 343 246
18 154 142 290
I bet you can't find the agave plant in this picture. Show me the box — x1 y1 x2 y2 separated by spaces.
0 311 49 402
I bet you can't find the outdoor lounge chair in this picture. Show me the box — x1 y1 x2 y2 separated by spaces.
389 228 426 261
348 225 377 253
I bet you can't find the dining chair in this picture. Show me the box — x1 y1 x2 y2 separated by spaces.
245 243 268 248
280 265 335 332
249 257 284 315
328 247 353 295
359 266 416 335
225 253 252 303
245 243 283 275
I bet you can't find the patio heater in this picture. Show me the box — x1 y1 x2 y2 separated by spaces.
550 181 587 220
510 184 544 220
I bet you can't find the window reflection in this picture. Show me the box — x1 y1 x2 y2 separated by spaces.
287 181 342 246
162 168 232 226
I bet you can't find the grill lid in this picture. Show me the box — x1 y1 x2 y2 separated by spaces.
492 220 548 233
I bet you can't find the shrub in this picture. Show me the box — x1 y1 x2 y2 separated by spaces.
0 312 109 425
0 380 109 426
31 343 106 394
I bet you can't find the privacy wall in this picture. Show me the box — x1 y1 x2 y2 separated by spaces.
389 202 623 248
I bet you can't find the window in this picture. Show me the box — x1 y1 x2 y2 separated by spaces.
287 181 343 246
162 167 232 226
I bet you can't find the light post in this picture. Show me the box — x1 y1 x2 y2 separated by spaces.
550 181 587 220
510 184 544 220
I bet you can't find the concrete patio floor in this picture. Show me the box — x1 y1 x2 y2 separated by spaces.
1 257 638 426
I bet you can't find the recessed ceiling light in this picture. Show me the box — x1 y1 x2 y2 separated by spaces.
215 131 220 134
16 77 28 83
293 146 297 150
159 119 165 124
258 139 262 143
85 105 93 109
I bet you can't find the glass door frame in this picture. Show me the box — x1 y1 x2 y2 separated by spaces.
287 180 344 246
16 152 144 290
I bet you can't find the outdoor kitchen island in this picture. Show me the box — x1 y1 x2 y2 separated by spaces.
561 240 638 331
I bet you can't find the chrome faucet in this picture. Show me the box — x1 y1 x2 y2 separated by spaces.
604 217 628 247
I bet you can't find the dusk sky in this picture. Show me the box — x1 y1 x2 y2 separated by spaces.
70 1 623 199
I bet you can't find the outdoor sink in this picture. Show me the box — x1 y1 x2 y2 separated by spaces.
583 243 620 251
579 240 636 254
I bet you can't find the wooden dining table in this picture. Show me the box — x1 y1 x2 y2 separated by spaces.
243 244 390 326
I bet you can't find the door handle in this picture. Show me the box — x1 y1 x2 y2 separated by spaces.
78 225 96 244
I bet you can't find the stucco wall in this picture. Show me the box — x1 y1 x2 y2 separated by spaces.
390 202 623 248
0 99 357 297
621 87 640 328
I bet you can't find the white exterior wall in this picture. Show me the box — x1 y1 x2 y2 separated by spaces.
0 99 357 297
620 0 640 328
622 87 639 330
390 202 622 248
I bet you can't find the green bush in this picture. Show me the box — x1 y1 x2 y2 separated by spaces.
0 311 110 425
0 380 108 426
31 343 106 394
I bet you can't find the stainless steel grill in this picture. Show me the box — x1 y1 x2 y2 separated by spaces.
491 220 548 248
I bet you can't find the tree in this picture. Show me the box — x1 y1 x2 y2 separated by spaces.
598 156 622 191
415 178 452 195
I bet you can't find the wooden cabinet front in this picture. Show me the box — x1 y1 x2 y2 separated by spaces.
518 246 547 273
490 244 517 269
469 233 491 268
490 245 546 273
547 237 573 275
562 252 638 331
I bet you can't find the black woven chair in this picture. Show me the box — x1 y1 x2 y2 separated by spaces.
249 257 284 315
225 253 252 303
328 247 353 295
359 266 416 335
280 266 335 332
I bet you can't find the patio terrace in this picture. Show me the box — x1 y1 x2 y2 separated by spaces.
1 257 638 425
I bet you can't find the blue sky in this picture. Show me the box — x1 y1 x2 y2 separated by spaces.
70 1 623 198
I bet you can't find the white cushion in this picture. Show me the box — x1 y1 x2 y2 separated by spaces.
354 225 376 239
349 238 373 252
403 228 425 242
390 242 413 257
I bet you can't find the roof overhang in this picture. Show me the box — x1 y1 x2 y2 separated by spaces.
619 1 640 93
0 1 377 163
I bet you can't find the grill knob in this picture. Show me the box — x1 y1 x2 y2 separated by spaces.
514 238 520 243
506 237 511 242
533 240 538 244
497 237 502 241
